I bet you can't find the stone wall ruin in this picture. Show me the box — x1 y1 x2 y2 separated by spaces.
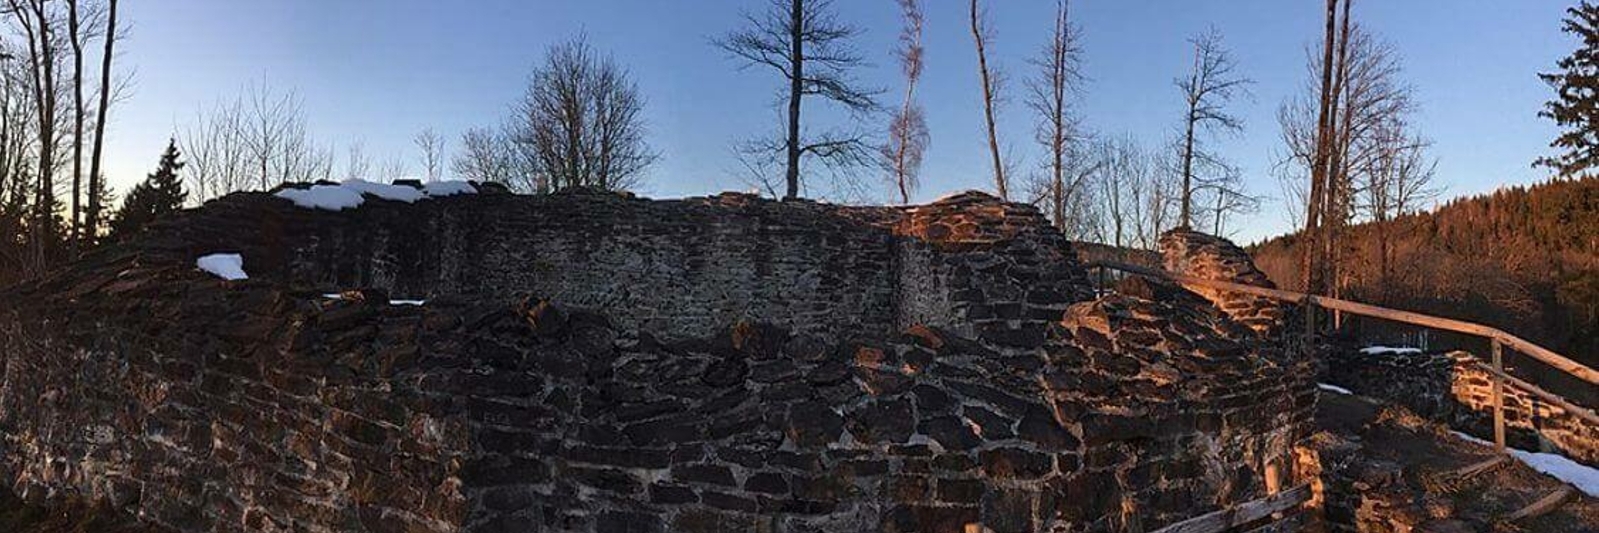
0 188 1315 532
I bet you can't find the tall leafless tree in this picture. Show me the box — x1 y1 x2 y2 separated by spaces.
1281 5 1423 300
513 35 655 192
8 0 60 269
84 0 116 241
970 0 1008 199
66 0 83 244
415 127 444 181
1174 27 1251 230
1027 0 1086 228
716 0 878 200
883 0 927 204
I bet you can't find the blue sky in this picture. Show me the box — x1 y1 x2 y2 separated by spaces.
103 0 1573 243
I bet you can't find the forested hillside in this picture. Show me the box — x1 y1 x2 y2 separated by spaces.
1251 177 1599 366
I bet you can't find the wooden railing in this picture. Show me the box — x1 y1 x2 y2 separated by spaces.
1084 260 1599 451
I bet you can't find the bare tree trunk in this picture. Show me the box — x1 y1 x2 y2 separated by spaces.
1049 0 1068 226
67 0 84 248
86 0 114 232
784 0 804 200
1303 0 1340 296
970 0 1006 200
1180 51 1198 229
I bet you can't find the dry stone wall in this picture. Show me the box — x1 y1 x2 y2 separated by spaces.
0 188 1314 532
1323 348 1598 466
1159 230 1287 337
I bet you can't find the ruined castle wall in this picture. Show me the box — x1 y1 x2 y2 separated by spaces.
0 191 1317 533
1323 348 1599 466
1159 230 1287 337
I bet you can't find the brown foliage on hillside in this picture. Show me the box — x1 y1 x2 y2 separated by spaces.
1251 177 1599 365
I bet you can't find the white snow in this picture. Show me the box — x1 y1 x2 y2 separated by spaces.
1317 383 1354 395
342 179 426 203
196 253 248 281
1451 431 1599 496
274 184 366 211
274 179 478 211
1360 345 1423 356
423 180 477 197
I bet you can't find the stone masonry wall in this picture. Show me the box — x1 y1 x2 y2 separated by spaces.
0 189 1314 532
1160 230 1287 337
1323 348 1598 466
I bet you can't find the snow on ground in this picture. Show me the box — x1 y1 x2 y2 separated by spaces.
1452 431 1599 496
342 179 426 203
1360 346 1423 356
275 184 365 211
1317 383 1354 395
196 253 248 281
275 179 477 211
423 180 477 197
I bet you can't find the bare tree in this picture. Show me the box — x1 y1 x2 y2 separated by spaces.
1027 0 1086 228
716 0 879 200
512 35 655 192
883 0 927 204
84 0 115 242
182 81 328 198
415 127 444 181
8 0 62 268
1089 135 1175 249
1174 27 1252 230
343 140 371 181
66 0 83 244
1281 8 1421 299
969 0 1008 199
453 126 541 192
1364 116 1438 290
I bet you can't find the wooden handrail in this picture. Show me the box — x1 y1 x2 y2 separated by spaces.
1087 259 1599 455
1083 260 1599 386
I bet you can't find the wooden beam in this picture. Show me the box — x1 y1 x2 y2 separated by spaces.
1508 487 1573 521
1083 261 1599 386
1473 361 1599 428
1493 339 1507 451
1148 485 1311 533
1443 456 1507 481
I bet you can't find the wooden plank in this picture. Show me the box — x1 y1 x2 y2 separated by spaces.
1493 339 1507 451
1082 261 1599 386
1148 485 1311 533
1508 487 1574 521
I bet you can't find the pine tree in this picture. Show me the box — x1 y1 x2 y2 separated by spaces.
1538 1 1599 177
111 139 187 239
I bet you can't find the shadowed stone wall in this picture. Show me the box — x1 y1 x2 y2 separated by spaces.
1323 348 1598 466
0 189 1313 532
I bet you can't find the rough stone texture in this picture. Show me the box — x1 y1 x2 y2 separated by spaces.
1159 230 1287 337
1300 392 1599 532
0 189 1313 532
1323 348 1599 467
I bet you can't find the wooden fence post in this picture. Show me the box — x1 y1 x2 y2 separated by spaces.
1493 338 1506 452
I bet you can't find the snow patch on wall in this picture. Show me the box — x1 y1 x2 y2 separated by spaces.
196 253 248 281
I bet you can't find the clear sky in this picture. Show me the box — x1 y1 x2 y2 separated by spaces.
101 0 1574 244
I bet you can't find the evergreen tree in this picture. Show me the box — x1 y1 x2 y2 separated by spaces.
111 139 187 238
1538 1 1599 177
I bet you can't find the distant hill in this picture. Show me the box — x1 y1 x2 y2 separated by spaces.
1249 177 1599 368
